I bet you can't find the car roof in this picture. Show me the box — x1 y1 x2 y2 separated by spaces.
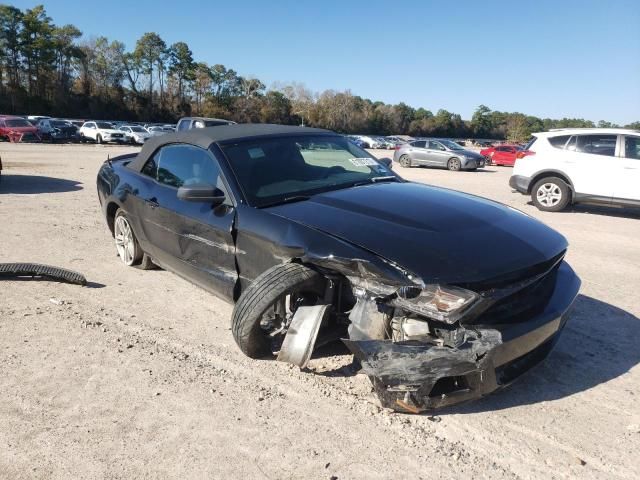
180 117 234 122
534 128 639 137
129 124 333 172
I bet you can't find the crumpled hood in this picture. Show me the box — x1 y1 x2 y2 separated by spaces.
267 182 567 284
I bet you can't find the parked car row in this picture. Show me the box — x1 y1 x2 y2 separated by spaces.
0 114 236 144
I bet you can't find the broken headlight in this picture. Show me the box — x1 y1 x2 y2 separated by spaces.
391 285 478 324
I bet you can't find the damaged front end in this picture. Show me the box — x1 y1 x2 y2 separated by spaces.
340 259 581 412
275 252 581 413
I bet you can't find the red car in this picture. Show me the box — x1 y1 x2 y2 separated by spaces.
480 145 522 166
0 116 41 142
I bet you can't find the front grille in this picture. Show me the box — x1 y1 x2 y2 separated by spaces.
466 255 563 326
459 251 565 292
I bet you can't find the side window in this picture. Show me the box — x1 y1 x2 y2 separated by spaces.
575 135 617 157
177 120 190 131
548 135 570 149
141 152 158 178
156 144 220 188
624 136 640 160
411 140 426 148
429 141 444 150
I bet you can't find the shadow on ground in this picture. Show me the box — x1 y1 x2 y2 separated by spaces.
441 294 640 414
0 174 83 194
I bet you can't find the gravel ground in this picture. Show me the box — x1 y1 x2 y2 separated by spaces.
0 143 638 479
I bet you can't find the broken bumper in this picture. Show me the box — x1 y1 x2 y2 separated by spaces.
344 262 581 412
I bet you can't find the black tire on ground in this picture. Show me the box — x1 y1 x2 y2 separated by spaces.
447 157 461 171
231 263 326 359
531 177 571 212
399 155 412 168
114 209 143 266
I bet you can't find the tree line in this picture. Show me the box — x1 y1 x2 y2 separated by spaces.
1 4 637 142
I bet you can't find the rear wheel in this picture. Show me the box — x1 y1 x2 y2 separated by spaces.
231 263 327 359
447 157 461 171
399 155 412 168
531 177 571 212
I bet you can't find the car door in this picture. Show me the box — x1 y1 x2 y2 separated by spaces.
139 143 237 298
504 147 518 166
614 135 640 202
492 146 509 165
427 141 450 166
561 134 617 200
83 122 96 139
407 140 428 164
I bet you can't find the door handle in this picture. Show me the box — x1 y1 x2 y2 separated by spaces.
145 197 159 209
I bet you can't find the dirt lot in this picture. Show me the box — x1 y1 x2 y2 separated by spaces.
1 143 638 479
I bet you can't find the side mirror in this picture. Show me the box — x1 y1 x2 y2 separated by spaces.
177 183 226 206
379 157 392 169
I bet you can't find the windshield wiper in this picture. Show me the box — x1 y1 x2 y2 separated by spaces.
260 195 311 208
352 176 399 187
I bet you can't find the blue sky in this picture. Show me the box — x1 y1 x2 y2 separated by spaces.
12 0 640 123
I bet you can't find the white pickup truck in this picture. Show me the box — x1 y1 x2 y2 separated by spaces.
79 121 126 144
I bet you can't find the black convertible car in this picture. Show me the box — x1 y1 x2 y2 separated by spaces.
97 124 580 412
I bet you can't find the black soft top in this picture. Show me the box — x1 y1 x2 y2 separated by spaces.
128 123 333 172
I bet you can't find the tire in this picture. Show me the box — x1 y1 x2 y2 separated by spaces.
447 157 461 171
96 134 102 144
231 263 326 359
399 155 412 168
113 209 143 266
531 177 571 212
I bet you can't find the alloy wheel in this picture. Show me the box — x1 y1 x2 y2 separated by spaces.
114 215 136 265
536 183 562 207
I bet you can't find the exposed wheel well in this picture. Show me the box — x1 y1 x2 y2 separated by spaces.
106 202 119 236
528 171 573 196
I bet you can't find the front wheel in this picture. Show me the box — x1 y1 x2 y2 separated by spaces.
531 177 571 212
447 157 461 171
231 263 327 358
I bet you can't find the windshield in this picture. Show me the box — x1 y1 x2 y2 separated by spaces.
96 122 113 129
51 120 69 127
5 119 32 127
439 140 464 150
221 135 396 207
129 126 146 132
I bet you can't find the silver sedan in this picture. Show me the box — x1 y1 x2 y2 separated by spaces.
393 139 485 171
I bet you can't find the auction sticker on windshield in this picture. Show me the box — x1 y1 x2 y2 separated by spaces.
349 158 379 167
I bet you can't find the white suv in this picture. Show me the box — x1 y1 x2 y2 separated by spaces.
79 121 126 144
510 128 640 211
